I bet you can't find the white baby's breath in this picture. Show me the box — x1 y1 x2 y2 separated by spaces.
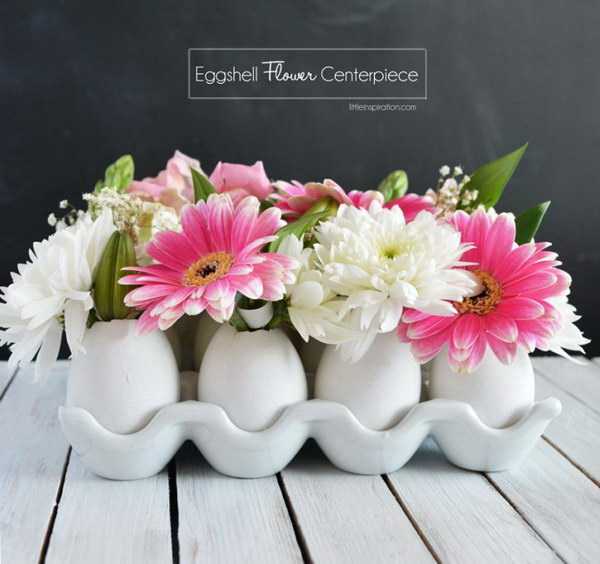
83 187 179 264
84 187 179 245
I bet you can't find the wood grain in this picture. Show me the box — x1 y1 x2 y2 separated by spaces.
535 370 600 483
45 456 172 564
535 356 600 413
386 439 558 564
487 439 600 562
280 441 435 563
176 443 303 564
0 362 70 564
1 358 599 563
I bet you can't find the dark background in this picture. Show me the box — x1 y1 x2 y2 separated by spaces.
1 0 598 357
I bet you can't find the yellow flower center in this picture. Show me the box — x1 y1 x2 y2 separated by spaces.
182 252 234 286
453 269 503 316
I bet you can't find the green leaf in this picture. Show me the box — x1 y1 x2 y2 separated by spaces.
304 196 340 217
469 143 528 209
191 167 216 203
229 308 250 332
515 201 550 245
265 300 289 330
267 210 329 253
259 199 274 212
94 231 137 321
377 170 408 202
95 155 134 194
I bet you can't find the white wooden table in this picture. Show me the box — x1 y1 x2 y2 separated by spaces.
1 357 599 564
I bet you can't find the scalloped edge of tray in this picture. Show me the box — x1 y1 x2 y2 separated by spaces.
59 395 561 480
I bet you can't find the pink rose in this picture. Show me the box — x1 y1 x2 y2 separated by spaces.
346 190 385 209
272 179 351 220
384 193 437 222
209 161 273 203
273 179 389 221
127 150 204 213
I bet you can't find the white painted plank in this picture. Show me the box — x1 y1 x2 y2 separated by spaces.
46 456 172 564
0 361 15 397
0 362 70 564
487 439 600 563
177 444 302 564
386 439 558 564
534 356 600 413
280 442 435 563
535 371 600 483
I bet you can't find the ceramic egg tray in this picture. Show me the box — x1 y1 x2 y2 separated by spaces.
58 371 562 480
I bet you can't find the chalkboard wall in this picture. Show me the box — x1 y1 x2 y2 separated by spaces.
1 0 598 357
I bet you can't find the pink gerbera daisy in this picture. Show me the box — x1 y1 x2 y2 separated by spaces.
120 193 297 333
398 210 571 372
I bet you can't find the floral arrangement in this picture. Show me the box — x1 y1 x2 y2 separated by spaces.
0 144 589 387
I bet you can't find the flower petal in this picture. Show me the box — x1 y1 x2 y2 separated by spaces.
483 312 518 343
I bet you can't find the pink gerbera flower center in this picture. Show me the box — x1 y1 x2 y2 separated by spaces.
453 269 503 316
182 251 234 287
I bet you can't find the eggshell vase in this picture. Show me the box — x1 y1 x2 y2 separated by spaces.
197 304 308 431
66 319 180 434
165 326 183 369
429 347 535 428
315 332 421 430
193 312 221 371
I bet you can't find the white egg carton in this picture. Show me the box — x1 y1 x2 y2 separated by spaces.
58 372 561 480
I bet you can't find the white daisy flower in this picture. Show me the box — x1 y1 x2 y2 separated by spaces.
278 235 359 345
313 203 480 361
0 209 115 382
543 295 590 362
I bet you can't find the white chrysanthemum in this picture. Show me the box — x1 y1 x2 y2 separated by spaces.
279 235 360 345
0 209 115 382
543 295 590 362
313 203 480 361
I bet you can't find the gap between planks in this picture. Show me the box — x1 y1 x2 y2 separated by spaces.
381 474 442 563
480 472 564 563
0 366 18 403
541 436 599 488
276 473 313 564
534 366 600 489
37 448 72 564
3 359 596 563
535 357 600 415
168 459 180 564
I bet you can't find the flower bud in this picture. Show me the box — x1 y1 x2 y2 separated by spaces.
94 230 137 321
377 170 408 202
304 196 340 218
